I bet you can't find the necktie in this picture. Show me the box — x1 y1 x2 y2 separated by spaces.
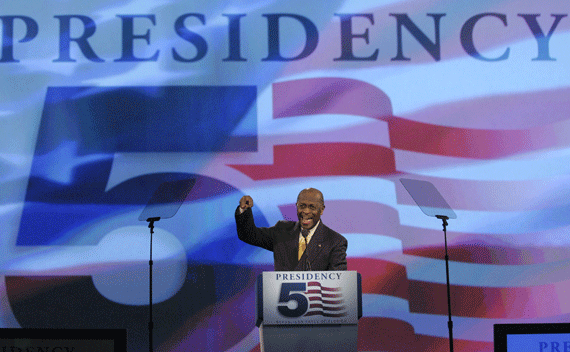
298 229 309 260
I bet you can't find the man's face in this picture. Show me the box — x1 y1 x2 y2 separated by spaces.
296 191 324 230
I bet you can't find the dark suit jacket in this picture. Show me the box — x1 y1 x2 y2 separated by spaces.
235 207 347 271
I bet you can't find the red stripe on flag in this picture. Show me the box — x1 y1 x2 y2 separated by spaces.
404 244 548 266
228 143 397 180
273 78 549 159
349 258 409 300
408 279 565 318
307 281 341 291
357 317 417 351
304 311 347 317
386 117 533 159
308 304 345 311
358 317 493 352
398 225 566 265
416 333 493 352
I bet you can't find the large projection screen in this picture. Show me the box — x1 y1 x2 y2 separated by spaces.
1 1 569 351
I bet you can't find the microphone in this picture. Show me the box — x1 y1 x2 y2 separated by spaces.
301 229 311 271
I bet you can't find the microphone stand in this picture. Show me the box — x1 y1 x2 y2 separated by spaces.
146 216 160 352
436 215 454 352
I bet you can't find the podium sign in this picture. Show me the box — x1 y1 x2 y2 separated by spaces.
256 271 362 352
259 271 360 325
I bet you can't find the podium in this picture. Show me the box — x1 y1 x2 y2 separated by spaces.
256 271 362 352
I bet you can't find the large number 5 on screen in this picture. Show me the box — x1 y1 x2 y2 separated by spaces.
8 85 258 351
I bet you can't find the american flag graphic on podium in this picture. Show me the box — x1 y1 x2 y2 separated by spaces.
304 281 347 318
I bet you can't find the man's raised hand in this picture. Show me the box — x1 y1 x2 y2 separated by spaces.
239 195 254 210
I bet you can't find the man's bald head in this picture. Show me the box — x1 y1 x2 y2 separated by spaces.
297 188 324 205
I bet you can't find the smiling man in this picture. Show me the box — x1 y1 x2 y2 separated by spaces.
235 188 347 271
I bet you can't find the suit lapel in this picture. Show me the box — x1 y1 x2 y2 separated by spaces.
288 223 301 270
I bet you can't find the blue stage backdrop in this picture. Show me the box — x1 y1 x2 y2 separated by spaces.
1 0 570 351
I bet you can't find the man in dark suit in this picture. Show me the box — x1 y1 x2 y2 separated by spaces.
235 188 347 271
